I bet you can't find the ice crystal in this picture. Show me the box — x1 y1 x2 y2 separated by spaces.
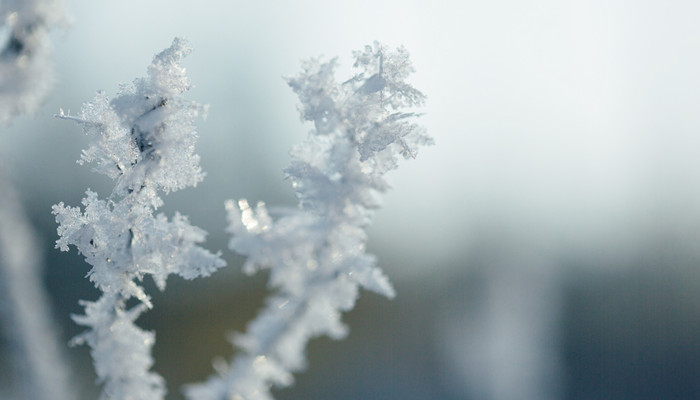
53 38 225 400
185 42 432 400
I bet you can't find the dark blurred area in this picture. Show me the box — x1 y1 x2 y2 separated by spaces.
7 212 700 400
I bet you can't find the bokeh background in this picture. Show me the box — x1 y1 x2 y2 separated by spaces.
2 0 700 399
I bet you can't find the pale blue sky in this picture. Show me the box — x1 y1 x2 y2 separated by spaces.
4 0 700 277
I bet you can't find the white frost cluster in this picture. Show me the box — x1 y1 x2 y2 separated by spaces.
185 42 432 400
0 0 66 123
52 38 225 400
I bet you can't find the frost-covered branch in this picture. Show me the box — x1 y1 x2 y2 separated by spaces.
53 38 225 400
185 42 432 400
0 0 66 123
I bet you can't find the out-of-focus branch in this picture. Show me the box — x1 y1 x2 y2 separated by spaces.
0 0 67 123
0 162 74 400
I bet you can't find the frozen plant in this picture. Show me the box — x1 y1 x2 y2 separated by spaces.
52 38 225 400
0 0 66 123
185 42 432 400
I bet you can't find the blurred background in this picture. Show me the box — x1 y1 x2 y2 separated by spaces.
2 0 700 399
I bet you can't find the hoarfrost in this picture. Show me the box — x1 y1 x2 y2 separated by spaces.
185 42 432 400
53 38 225 400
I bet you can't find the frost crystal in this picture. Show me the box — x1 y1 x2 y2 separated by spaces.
0 0 66 123
185 42 432 400
53 38 225 400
